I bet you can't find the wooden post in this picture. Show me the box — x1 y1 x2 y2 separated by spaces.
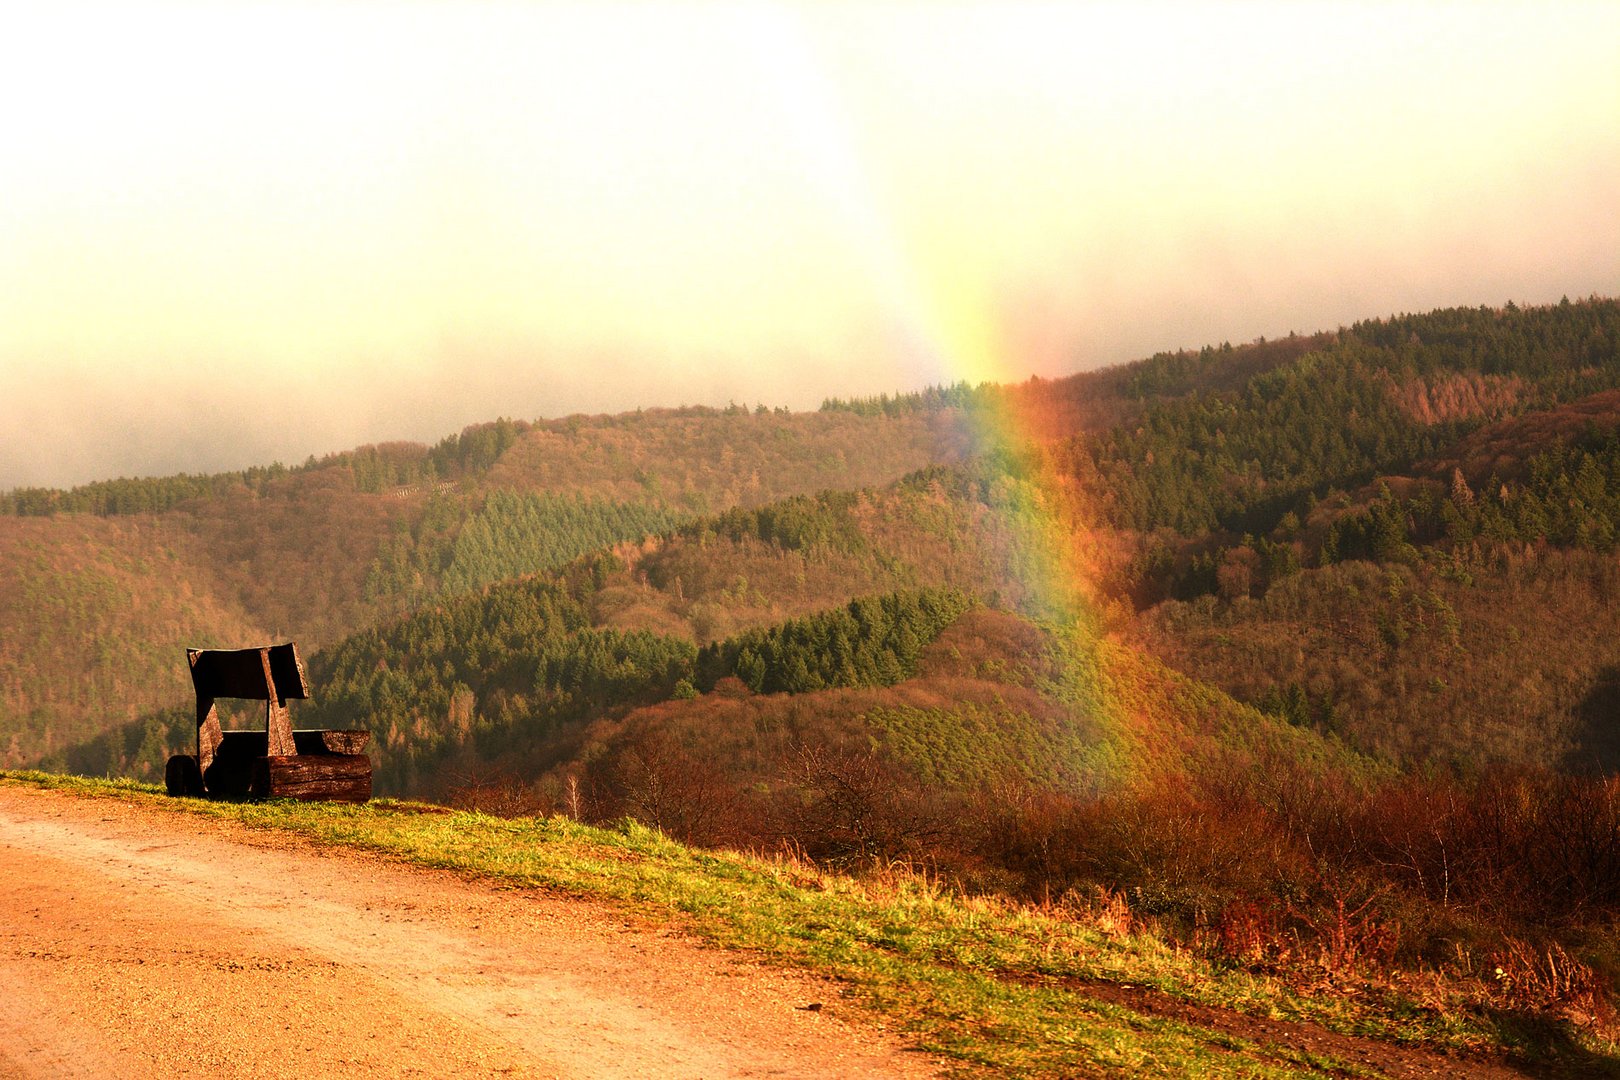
197 696 223 772
259 647 296 758
188 650 224 773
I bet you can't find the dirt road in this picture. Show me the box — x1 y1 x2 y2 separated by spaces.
0 785 940 1079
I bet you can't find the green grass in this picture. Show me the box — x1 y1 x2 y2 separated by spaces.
0 769 1572 1078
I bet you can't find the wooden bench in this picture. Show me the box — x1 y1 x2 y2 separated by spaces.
165 642 371 803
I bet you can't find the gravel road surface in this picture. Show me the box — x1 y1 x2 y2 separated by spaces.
0 785 940 1079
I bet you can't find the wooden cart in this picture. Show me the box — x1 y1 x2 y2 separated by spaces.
165 642 371 802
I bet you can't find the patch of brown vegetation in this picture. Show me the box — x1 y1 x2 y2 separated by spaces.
1386 372 1529 427
1421 389 1620 483
488 408 970 511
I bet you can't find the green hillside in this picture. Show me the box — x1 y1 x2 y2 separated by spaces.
55 480 1067 791
1063 300 1620 773
0 407 963 766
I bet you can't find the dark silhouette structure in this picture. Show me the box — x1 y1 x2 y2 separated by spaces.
165 642 370 802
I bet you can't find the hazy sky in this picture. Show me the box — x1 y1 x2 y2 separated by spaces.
3 2 1618 489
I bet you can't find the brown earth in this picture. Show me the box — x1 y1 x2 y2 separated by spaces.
0 785 941 1079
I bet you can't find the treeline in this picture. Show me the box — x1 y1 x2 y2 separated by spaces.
1 418 531 516
293 578 973 792
1329 433 1620 559
0 464 295 516
364 489 687 609
1121 332 1339 400
695 588 975 694
1066 348 1459 535
301 576 606 789
440 490 682 594
309 417 531 493
536 403 792 430
1061 298 1620 539
820 381 987 417
1349 297 1619 376
681 491 867 555
1136 428 1620 610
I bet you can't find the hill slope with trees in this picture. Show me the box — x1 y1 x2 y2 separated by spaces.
0 407 963 766
18 296 1620 1062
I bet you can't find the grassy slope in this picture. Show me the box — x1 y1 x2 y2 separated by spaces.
8 769 1588 1079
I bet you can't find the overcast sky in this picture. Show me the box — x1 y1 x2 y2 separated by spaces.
3 1 1617 489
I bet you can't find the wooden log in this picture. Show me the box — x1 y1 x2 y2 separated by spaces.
204 730 373 800
251 754 372 803
165 754 203 797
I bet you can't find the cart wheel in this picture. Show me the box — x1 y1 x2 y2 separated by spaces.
165 754 204 797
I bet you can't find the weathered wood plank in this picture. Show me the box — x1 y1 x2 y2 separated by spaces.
251 755 372 803
197 697 223 772
260 649 296 757
187 643 308 701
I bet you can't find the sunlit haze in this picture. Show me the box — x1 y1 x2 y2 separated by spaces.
3 1 1617 488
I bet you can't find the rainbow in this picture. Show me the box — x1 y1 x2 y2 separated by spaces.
752 9 1099 630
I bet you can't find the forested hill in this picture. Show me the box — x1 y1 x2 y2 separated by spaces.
1056 298 1620 771
845 296 1620 773
0 406 966 766
24 295 1620 1065
11 294 1620 782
